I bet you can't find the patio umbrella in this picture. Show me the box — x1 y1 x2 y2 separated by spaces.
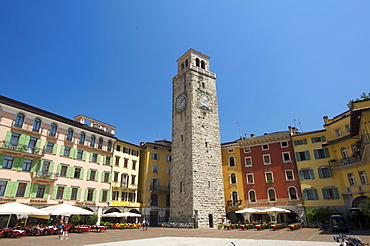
41 204 94 216
260 207 290 213
0 202 49 227
120 212 141 217
102 212 127 218
235 208 261 214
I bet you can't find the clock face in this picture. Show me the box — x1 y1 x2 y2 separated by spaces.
197 91 213 111
175 92 187 113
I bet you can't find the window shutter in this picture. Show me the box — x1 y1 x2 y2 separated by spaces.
57 164 62 176
314 149 319 159
82 151 87 161
93 190 97 201
327 168 332 177
109 173 112 183
70 148 76 158
303 139 307 144
107 191 111 202
77 188 81 201
67 166 74 178
35 139 42 154
0 155 5 166
101 172 105 182
299 170 304 180
306 150 311 160
52 186 58 199
44 185 50 199
60 145 65 156
311 137 316 143
97 154 101 164
295 152 301 162
64 187 71 200
12 157 21 171
309 169 315 179
10 182 18 197
324 148 330 158
110 157 114 166
44 141 49 151
84 189 88 201
49 162 55 176
322 189 328 200
32 184 38 198
52 143 58 155
4 181 15 197
314 189 319 200
99 190 103 202
87 170 91 181
30 160 38 172
294 140 298 146
25 183 31 198
334 188 339 199
80 168 84 180
89 152 93 162
321 136 326 142
303 190 308 200
5 131 12 144
103 156 107 165
318 168 323 178
17 134 27 151
95 171 99 182
18 158 25 171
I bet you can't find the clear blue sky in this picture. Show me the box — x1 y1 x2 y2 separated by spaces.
1 1 369 145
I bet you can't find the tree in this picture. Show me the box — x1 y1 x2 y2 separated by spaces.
70 214 81 225
306 208 343 225
347 92 370 109
359 198 370 225
88 214 98 225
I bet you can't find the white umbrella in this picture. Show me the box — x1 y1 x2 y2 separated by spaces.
41 204 94 216
102 212 127 218
260 207 290 213
235 208 261 214
121 212 141 217
0 202 49 227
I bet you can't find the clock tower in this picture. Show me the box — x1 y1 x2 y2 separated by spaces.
170 49 225 228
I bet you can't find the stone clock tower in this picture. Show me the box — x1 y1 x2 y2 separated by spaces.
170 49 225 228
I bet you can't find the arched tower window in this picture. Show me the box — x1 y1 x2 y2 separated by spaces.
229 156 236 167
185 59 189 67
201 60 205 69
195 58 200 67
230 173 237 184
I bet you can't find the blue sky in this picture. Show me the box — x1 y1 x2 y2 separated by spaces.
1 1 369 145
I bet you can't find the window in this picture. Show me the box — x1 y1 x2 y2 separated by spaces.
348 173 356 186
281 141 288 148
123 158 128 168
105 156 111 166
103 172 110 183
263 154 271 165
91 153 98 163
0 181 6 195
66 129 73 141
76 149 84 160
150 194 158 206
152 164 158 173
166 155 171 162
228 149 234 153
121 174 129 187
303 188 318 200
318 167 331 178
22 159 32 171
167 166 171 175
98 138 103 149
63 147 71 157
231 191 239 206
311 136 326 143
71 187 78 200
107 141 112 151
123 147 130 154
152 152 160 160
79 133 85 145
56 186 64 199
249 190 256 203
36 184 46 198
314 148 330 159
262 144 269 150
265 172 274 183
300 169 314 180
132 160 137 170
229 156 236 167
89 170 97 181
74 167 81 179
32 119 41 133
359 171 368 184
60 165 68 177
132 150 138 156
116 145 121 151
131 175 136 185
2 156 14 169
322 187 339 200
294 139 307 145
296 151 310 161
49 123 57 137
341 147 349 160
282 152 291 162
101 190 108 202
41 161 50 175
285 170 294 180
113 172 119 182
345 124 350 133
90 135 96 147
151 178 159 190
112 191 119 201
27 137 38 154
9 133 20 149
16 182 27 197
244 147 250 153
335 128 342 137
45 142 54 153
14 113 25 128
268 188 276 201
86 188 94 201
230 173 237 184
246 173 254 184
245 157 252 167
166 194 170 206
288 187 298 200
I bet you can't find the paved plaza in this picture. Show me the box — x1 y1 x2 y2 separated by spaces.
1 227 369 246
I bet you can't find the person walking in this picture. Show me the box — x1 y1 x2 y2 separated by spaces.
60 221 70 240
142 219 148 231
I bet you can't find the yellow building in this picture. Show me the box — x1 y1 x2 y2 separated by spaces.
138 140 171 226
109 139 141 213
221 141 244 222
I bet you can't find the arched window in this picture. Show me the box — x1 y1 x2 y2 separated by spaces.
229 156 235 167
14 113 25 128
90 135 96 147
341 147 349 160
268 188 276 202
185 59 189 67
49 123 57 137
150 194 158 206
230 173 237 184
181 63 184 70
249 190 256 203
195 58 200 67
201 60 205 69
98 137 103 149
107 140 113 151
288 187 298 200
232 191 238 201
79 132 85 145
66 128 73 141
32 118 41 133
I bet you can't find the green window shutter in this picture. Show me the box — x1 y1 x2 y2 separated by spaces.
303 190 308 200
35 139 42 154
324 148 330 158
293 140 298 146
11 182 19 197
306 151 311 160
318 168 323 178
57 164 62 176
322 188 328 200
321 136 326 142
97 154 101 164
309 169 315 179
101 172 105 182
327 168 332 177
12 157 21 171
87 170 91 181
99 190 103 202
84 189 88 201
95 171 99 182
107 191 111 202
52 143 58 155
18 134 28 151
44 185 50 199
299 170 304 180
64 187 71 200
0 155 5 166
103 156 107 165
93 190 97 201
110 157 114 166
32 184 38 198
49 162 55 175
82 151 87 161
80 168 84 180
77 188 82 201
295 152 301 162
334 188 340 199
52 186 58 199
17 158 25 171
313 189 319 200
4 181 14 196
37 160 43 172
67 166 74 178
30 160 38 172
303 139 307 144
70 148 76 158
44 141 49 151
89 152 93 162
311 137 316 143
313 149 319 159
108 173 112 183
60 145 65 156
5 131 12 144
25 183 31 198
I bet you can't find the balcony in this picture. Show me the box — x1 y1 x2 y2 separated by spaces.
112 183 138 190
150 185 170 192
227 200 242 207
33 171 58 181
12 120 42 134
1 141 43 156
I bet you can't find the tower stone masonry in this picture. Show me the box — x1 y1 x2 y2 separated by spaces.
170 49 225 228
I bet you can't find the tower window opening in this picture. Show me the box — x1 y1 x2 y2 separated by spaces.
185 59 189 67
181 63 184 70
205 142 208 148
195 58 200 67
201 60 205 69
202 82 205 89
